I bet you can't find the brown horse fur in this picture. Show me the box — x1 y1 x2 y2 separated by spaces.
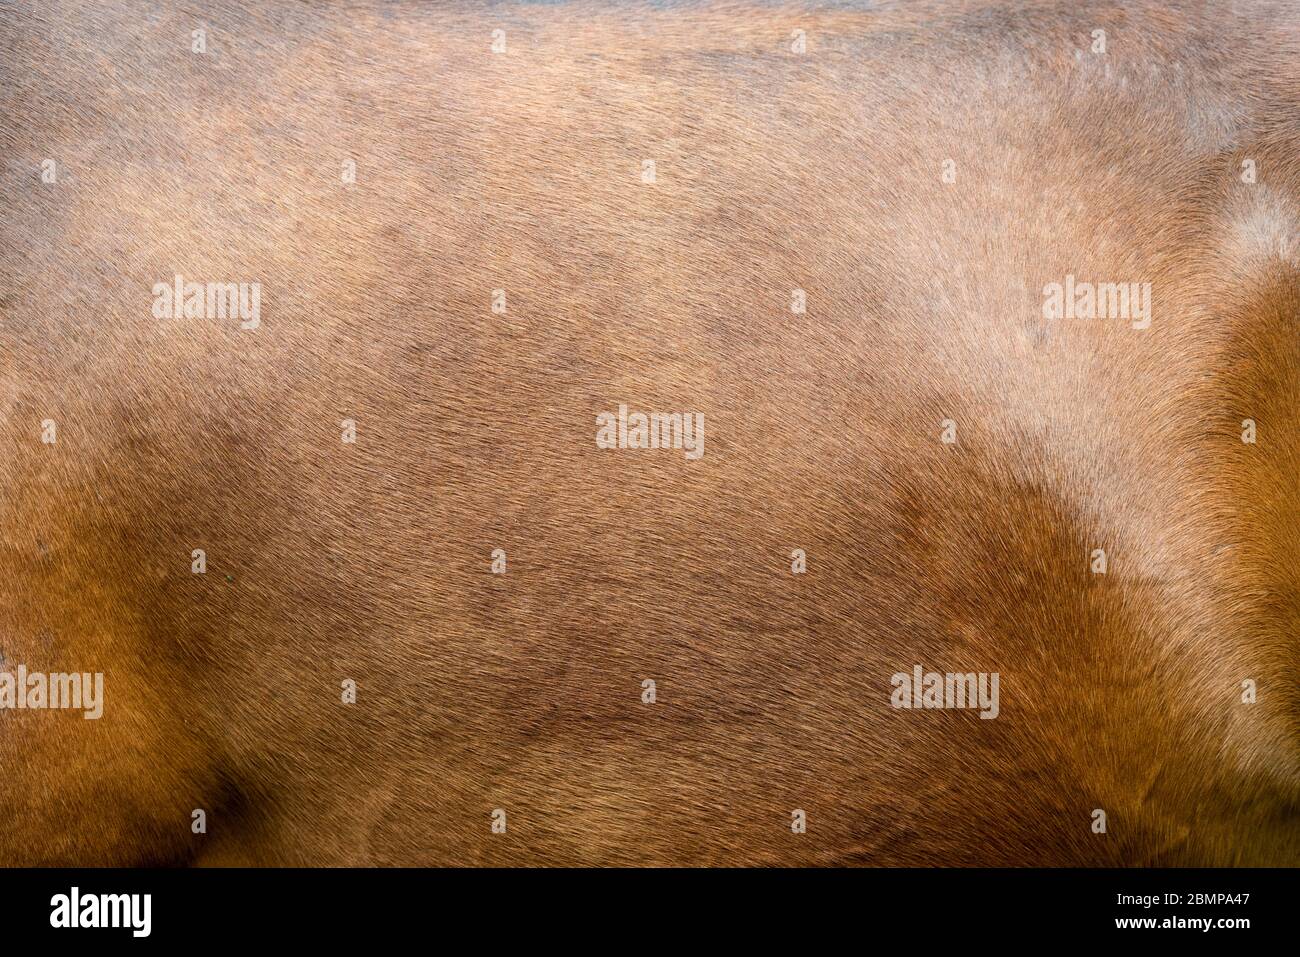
0 0 1296 866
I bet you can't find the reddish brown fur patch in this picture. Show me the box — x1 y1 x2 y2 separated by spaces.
1 0 1297 865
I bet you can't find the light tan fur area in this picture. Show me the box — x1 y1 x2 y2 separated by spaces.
0 0 1296 865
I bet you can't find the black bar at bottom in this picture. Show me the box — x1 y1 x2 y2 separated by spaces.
0 867 1285 943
